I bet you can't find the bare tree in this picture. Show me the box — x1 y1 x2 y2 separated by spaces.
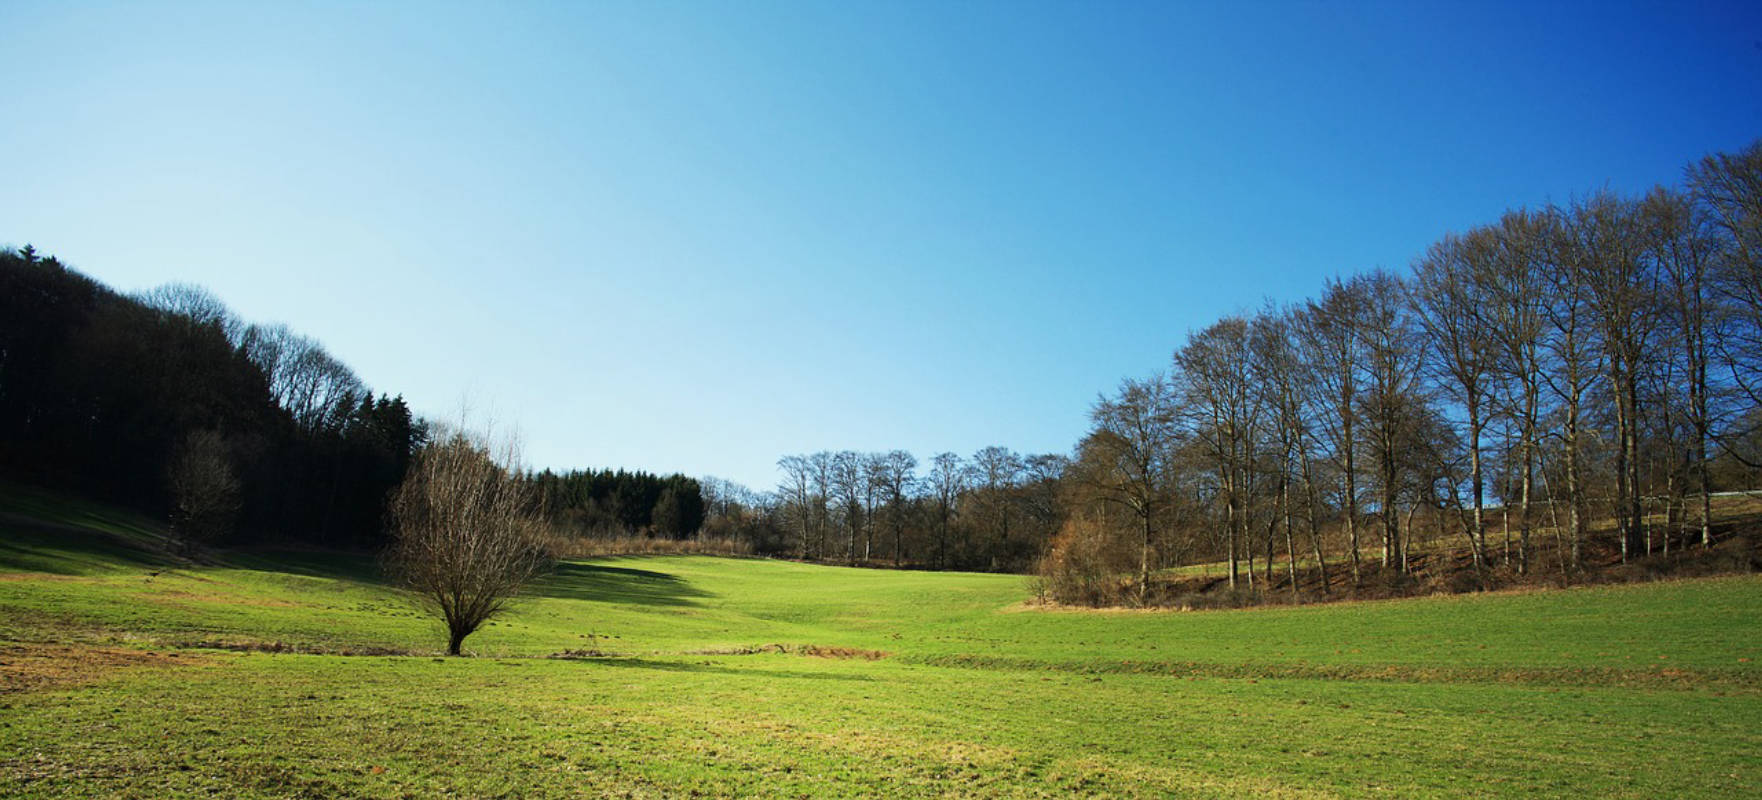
1298 279 1367 585
1250 308 1319 597
1647 188 1719 547
1483 208 1553 572
1539 207 1602 570
240 323 366 431
875 450 918 565
167 429 242 553
1688 141 1762 465
385 429 552 656
1083 374 1179 601
1358 270 1429 573
1572 192 1662 561
1176 317 1262 589
927 452 966 569
136 283 242 344
969 446 1023 569
1412 230 1497 568
777 455 815 559
831 451 867 564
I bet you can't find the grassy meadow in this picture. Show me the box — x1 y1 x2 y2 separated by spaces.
2 488 1760 798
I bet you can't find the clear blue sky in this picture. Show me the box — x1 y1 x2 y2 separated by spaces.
5 1 1760 489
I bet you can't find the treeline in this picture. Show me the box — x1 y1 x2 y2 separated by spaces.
0 247 420 549
0 249 725 551
530 469 705 539
1045 139 1762 604
711 140 1762 593
689 448 1064 573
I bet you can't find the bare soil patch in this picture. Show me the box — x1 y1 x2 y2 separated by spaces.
0 642 207 694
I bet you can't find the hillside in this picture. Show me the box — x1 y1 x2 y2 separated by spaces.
3 488 1760 798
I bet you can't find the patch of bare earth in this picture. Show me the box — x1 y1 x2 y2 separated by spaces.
684 643 891 660
0 642 207 694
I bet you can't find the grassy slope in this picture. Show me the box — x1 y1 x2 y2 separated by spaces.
2 489 1760 798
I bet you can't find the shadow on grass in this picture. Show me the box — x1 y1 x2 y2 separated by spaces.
529 562 713 607
580 656 875 682
225 549 385 584
214 551 714 610
0 517 174 575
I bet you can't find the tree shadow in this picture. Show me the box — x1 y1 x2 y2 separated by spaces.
0 515 175 575
579 656 876 682
225 549 385 584
528 561 714 607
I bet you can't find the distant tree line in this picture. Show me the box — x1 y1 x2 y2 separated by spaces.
689 448 1064 573
1044 138 1762 603
530 468 705 539
0 248 419 549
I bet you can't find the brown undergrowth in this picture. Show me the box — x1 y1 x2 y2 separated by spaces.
685 643 891 660
1048 512 1762 610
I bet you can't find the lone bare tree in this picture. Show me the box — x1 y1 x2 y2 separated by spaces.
385 430 552 656
167 429 242 554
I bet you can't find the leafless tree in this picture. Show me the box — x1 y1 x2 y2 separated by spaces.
776 455 815 559
1298 280 1367 585
167 429 242 553
1176 317 1262 589
832 450 867 564
1688 141 1762 464
927 452 966 569
1571 192 1663 561
806 451 835 558
1646 188 1720 547
1482 208 1553 572
1083 374 1179 601
1539 206 1603 570
1250 307 1321 597
240 323 366 431
1412 230 1497 568
1358 269 1429 573
384 429 552 656
968 446 1023 569
137 283 243 344
874 450 918 565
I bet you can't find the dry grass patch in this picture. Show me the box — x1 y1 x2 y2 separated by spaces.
0 642 207 694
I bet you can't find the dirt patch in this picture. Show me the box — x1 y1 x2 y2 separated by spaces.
547 648 627 659
687 643 890 660
0 573 92 582
0 642 207 694
173 638 411 657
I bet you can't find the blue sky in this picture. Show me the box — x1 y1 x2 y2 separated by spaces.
5 1 1760 489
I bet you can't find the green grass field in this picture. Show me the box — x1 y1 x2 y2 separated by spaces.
3 489 1760 798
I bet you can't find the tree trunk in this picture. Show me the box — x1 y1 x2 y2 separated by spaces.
1139 513 1153 604
1467 398 1485 567
1519 384 1537 575
1344 472 1361 586
1302 451 1329 596
1282 472 1299 600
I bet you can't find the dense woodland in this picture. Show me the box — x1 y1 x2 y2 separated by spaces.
690 139 1762 602
531 468 706 540
0 251 417 549
0 252 706 549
